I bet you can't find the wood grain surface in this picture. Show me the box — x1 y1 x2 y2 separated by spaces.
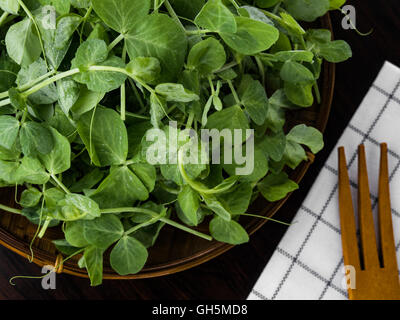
0 0 399 300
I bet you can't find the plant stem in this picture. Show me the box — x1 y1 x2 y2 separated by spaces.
108 33 125 52
272 1 282 14
51 174 71 194
240 213 291 226
62 248 85 263
125 111 150 120
0 98 11 107
101 207 213 241
23 68 80 98
80 5 93 42
128 78 145 110
38 217 51 238
186 110 195 128
154 0 159 13
120 44 127 121
255 56 265 87
0 91 9 100
215 61 239 73
0 203 22 215
229 0 240 10
20 69 57 92
227 80 241 106
313 82 321 104
124 214 163 236
185 29 210 36
164 0 186 33
0 12 9 27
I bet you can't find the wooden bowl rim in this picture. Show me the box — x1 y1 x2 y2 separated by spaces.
0 13 336 280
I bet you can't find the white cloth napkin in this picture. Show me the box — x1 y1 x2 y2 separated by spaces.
248 61 400 300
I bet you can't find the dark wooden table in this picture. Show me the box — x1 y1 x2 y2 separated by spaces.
0 0 399 300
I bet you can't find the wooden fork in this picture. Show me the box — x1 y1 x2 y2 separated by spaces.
338 144 400 300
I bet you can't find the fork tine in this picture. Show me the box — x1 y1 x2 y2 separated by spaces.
338 147 361 270
358 144 380 269
378 143 399 270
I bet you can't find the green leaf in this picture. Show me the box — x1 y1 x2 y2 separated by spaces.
126 57 161 84
5 19 42 66
44 188 65 209
223 145 269 182
149 93 166 128
47 106 76 141
0 0 20 14
73 52 127 93
70 86 105 115
257 130 286 162
52 239 79 256
0 53 19 92
129 163 156 193
39 127 71 175
258 172 299 202
284 0 330 22
278 12 306 36
91 0 150 34
35 10 74 70
256 0 280 8
77 106 128 166
91 166 149 208
239 75 269 126
274 50 314 63
39 0 71 15
15 157 50 184
170 0 205 20
70 0 90 9
266 102 285 132
306 29 332 44
155 83 199 103
178 185 200 226
217 183 253 215
318 40 352 63
110 235 148 275
0 160 20 184
70 169 104 193
71 38 108 71
21 207 59 227
57 78 81 115
125 14 188 82
220 16 279 55
8 87 26 111
54 14 82 50
84 246 104 286
187 38 226 75
209 216 249 244
203 195 231 221
240 5 275 25
329 0 346 10
84 214 124 249
205 105 250 142
19 122 54 156
280 61 315 83
284 139 307 169
0 115 20 150
284 82 314 107
287 124 324 154
20 187 42 208
194 0 237 33
65 220 90 247
63 193 101 220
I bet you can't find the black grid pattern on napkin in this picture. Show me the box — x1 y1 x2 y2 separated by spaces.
251 76 400 300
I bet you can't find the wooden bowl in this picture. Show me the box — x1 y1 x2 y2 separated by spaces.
0 14 335 280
